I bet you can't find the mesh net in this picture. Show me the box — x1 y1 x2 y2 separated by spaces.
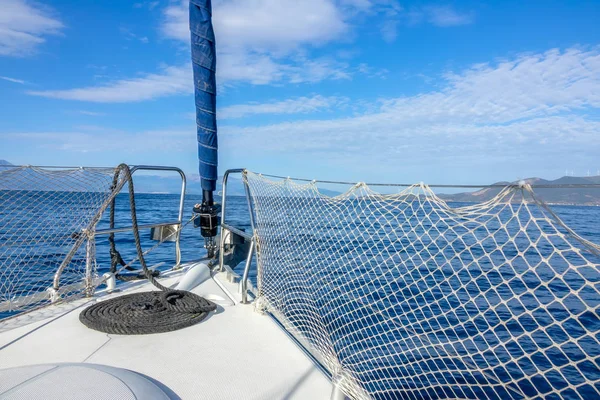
244 171 600 400
0 166 120 319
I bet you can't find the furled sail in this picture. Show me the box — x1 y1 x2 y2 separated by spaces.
189 0 217 192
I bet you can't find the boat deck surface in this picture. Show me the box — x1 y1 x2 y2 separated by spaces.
0 263 332 399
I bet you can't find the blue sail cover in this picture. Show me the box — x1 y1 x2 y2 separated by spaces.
190 0 217 191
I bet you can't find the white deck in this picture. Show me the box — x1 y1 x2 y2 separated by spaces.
0 263 332 399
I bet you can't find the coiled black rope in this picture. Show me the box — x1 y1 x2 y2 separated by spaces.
80 164 216 335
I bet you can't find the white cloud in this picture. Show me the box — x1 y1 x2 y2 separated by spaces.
74 110 106 116
377 3 473 42
163 0 348 50
218 47 600 167
424 6 474 27
6 47 600 183
213 0 347 51
134 1 159 10
356 63 388 78
216 52 352 85
288 59 352 83
159 0 188 42
162 0 353 86
28 0 357 102
28 55 353 102
0 76 27 84
379 47 600 124
0 0 63 57
23 46 600 161
221 116 599 159
28 65 191 102
220 95 348 119
2 128 193 153
119 27 150 44
339 0 373 12
28 54 353 101
380 19 398 43
216 52 284 85
12 0 473 103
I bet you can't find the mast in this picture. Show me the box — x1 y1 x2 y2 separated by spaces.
190 0 219 257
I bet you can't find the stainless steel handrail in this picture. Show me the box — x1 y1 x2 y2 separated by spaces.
218 168 257 303
129 165 187 225
108 165 186 268
218 168 244 272
53 165 187 294
240 240 255 304
95 221 182 236
220 223 253 241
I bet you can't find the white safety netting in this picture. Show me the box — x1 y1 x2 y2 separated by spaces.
0 166 119 319
244 171 600 400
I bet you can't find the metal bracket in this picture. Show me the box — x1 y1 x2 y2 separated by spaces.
221 227 251 270
150 224 179 242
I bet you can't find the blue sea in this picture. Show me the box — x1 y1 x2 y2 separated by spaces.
3 192 599 299
0 193 252 320
94 193 255 280
97 193 600 276
2 192 600 399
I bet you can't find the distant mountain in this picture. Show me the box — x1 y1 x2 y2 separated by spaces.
133 174 599 202
440 176 600 206
2 160 596 204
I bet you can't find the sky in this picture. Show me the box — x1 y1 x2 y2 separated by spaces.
0 0 599 186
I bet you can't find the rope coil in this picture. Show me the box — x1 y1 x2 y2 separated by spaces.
80 164 216 335
79 290 216 335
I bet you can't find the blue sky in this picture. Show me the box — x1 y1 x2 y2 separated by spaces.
1 0 599 185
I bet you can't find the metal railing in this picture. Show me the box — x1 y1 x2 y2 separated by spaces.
95 165 186 268
217 169 600 305
0 164 189 317
217 168 340 396
52 165 187 295
218 169 257 303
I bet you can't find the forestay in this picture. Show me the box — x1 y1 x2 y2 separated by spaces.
244 171 600 400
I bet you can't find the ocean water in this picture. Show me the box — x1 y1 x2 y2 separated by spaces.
97 193 600 285
228 190 600 399
0 193 252 320
93 193 254 280
4 192 599 297
2 192 599 314
2 192 600 398
97 194 600 277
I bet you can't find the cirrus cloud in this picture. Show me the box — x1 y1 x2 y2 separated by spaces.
0 0 63 57
214 47 600 178
220 95 349 119
18 46 600 175
27 65 192 102
162 0 349 50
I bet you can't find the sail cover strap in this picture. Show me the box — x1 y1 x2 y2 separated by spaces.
190 0 217 191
